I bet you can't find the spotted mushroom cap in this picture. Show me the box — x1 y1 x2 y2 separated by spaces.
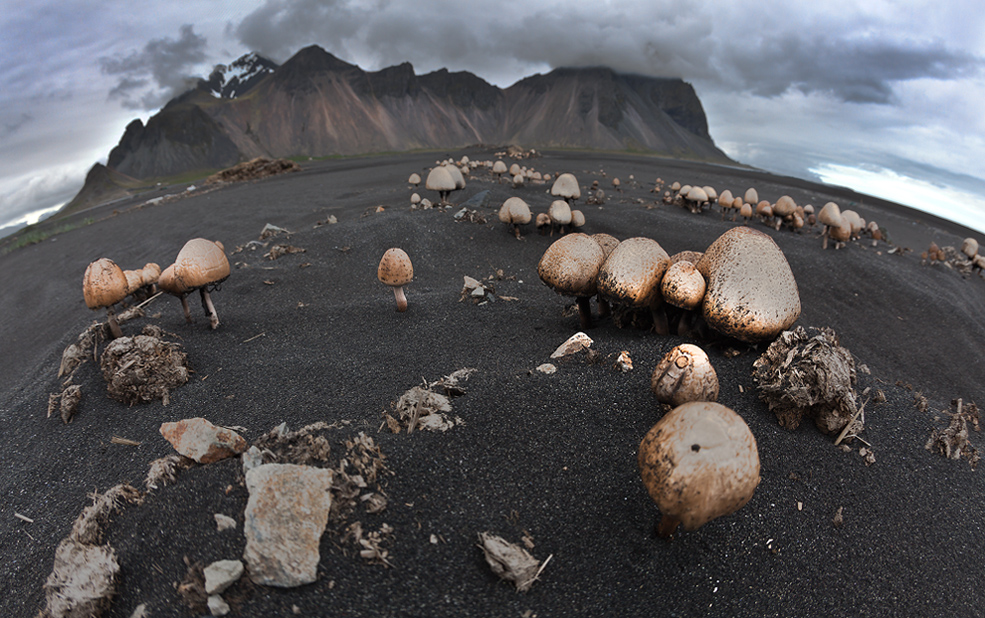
173 239 230 290
651 344 719 406
670 250 703 265
591 233 620 258
597 237 670 308
550 173 581 201
696 227 801 342
638 401 760 532
661 260 707 310
548 200 572 226
537 233 605 298
499 197 532 225
378 248 414 287
83 258 129 309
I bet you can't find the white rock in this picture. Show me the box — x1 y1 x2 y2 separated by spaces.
214 513 237 532
550 332 593 358
204 559 244 595
536 363 557 375
208 594 230 616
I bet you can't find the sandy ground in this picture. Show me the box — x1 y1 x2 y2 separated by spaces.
1 148 984 617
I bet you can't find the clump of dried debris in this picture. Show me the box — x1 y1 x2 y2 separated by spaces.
205 158 300 184
926 398 980 469
384 369 475 433
752 326 860 435
477 532 551 592
99 325 190 406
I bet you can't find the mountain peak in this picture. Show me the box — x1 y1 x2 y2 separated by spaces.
203 52 278 99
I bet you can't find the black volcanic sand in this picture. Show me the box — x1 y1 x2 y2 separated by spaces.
2 149 984 618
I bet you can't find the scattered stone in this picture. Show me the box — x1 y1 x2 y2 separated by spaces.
550 332 593 359
460 275 495 303
204 559 244 595
241 445 265 473
208 594 231 617
832 506 845 528
214 513 237 532
259 223 290 240
99 327 190 406
478 532 546 592
160 418 247 464
129 603 148 618
613 351 633 372
752 326 859 435
243 463 334 587
536 363 557 375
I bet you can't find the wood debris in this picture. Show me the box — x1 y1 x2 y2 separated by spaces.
925 398 980 469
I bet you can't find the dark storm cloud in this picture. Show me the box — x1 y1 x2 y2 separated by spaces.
230 1 982 104
100 24 208 110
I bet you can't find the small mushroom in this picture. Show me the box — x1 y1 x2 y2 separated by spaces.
498 197 532 239
548 199 572 235
425 166 457 205
638 401 760 538
651 344 719 406
408 173 421 187
818 202 845 249
538 233 605 329
161 239 230 329
536 212 551 236
961 237 979 259
492 160 508 182
596 237 671 334
83 258 129 339
378 248 414 312
550 173 581 205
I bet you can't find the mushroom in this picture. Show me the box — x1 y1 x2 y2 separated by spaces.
425 166 456 205
498 197 532 239
650 344 719 406
772 195 797 230
512 173 524 188
612 178 621 192
841 210 863 239
377 248 414 312
548 199 572 235
684 186 708 214
591 233 621 319
538 233 605 329
536 212 551 236
696 227 801 342
160 239 230 329
717 190 734 219
755 201 773 225
492 160 508 183
408 173 421 187
739 202 753 224
83 258 130 339
550 173 581 205
596 237 671 334
817 202 845 249
570 209 586 230
960 237 979 260
660 260 707 335
743 188 759 207
638 401 760 538
670 181 681 192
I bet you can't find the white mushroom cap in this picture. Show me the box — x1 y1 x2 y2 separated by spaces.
492 160 508 175
818 202 843 227
686 186 709 203
718 190 734 208
550 173 581 201
512 173 524 187
425 166 456 192
408 173 421 186
743 188 759 205
509 163 521 176
83 258 129 309
570 209 586 228
702 186 718 201
841 210 863 236
670 181 681 192
651 344 719 406
961 237 979 259
597 237 670 308
696 227 801 342
548 200 572 226
443 164 466 190
638 401 760 534
410 192 421 204
499 197 532 225
660 260 706 310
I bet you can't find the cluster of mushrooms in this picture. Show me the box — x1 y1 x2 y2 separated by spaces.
409 156 555 209
922 236 985 274
82 238 230 338
497 173 586 238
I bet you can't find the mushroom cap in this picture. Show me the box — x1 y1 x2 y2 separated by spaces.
773 195 797 217
702 186 718 201
157 263 188 295
408 173 421 185
743 188 759 205
548 200 572 226
536 212 551 228
140 263 161 287
638 401 760 532
661 260 707 310
731 197 744 211
410 192 421 204
803 204 815 215
651 344 719 406
686 186 709 203
718 190 734 207
492 160 508 174
537 233 605 298
961 237 979 258
443 164 466 190
756 201 773 217
612 178 621 187
696 227 801 342
830 220 852 242
499 197 532 225
818 202 843 227
570 209 586 228
841 210 863 235
173 239 230 290
670 250 704 265
509 163 521 176
512 173 524 186
739 203 753 218
670 181 681 192
84 258 129 309
124 269 143 295
425 166 456 192
550 173 581 201
591 233 620 258
378 248 413 287
597 237 670 308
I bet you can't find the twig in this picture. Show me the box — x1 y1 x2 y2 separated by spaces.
834 398 868 446
532 553 554 584
407 396 425 434
14 512 34 523
133 291 163 310
111 436 141 446
242 332 266 343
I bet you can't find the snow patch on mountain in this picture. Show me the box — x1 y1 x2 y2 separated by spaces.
205 52 277 99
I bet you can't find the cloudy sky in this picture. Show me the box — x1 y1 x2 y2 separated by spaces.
2 0 984 235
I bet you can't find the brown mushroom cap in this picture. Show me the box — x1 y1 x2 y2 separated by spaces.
638 401 760 533
696 227 801 342
830 220 852 242
124 269 144 295
756 201 773 217
536 212 551 228
173 239 230 290
818 202 843 227
718 190 734 208
83 258 129 309
537 233 605 298
773 195 797 218
661 260 707 310
743 188 759 205
499 197 532 225
550 173 581 201
570 209 586 228
548 200 572 226
670 181 681 192
157 263 187 295
650 344 719 406
841 210 863 236
670 250 704 265
739 203 753 219
591 233 621 258
377 248 414 287
140 263 161 287
597 237 670 308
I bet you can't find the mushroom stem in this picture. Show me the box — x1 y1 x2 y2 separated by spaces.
200 288 220 329
179 294 192 323
656 514 681 539
105 308 123 339
597 297 611 319
822 226 830 250
392 286 408 312
576 296 593 329
651 305 670 336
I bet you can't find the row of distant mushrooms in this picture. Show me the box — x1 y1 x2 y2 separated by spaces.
497 173 585 238
82 238 230 338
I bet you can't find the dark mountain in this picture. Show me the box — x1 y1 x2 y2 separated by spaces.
75 45 730 210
